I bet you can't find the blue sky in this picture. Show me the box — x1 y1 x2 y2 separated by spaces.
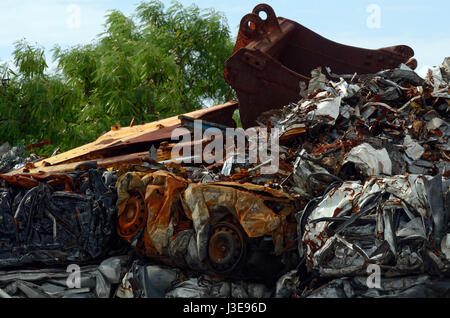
0 0 448 77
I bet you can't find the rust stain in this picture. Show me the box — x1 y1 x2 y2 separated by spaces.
333 207 343 217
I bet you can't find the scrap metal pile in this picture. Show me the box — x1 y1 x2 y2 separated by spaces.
0 143 39 174
0 4 449 298
0 169 121 268
260 58 450 298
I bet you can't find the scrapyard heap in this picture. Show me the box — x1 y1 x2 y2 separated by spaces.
0 4 449 298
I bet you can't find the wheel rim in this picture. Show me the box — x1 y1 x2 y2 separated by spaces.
118 191 146 241
208 222 245 274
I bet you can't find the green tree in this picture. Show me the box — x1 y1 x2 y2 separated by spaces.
0 40 81 152
53 0 235 141
0 0 235 156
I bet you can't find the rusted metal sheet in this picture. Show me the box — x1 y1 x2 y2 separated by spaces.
225 4 416 128
7 101 238 175
2 151 150 175
0 172 75 190
116 170 298 274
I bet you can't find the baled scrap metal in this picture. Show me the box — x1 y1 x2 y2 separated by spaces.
116 170 190 256
183 181 297 257
139 54 449 289
0 169 119 268
249 58 450 298
116 169 298 279
115 261 181 298
300 175 449 274
165 276 272 298
304 275 450 298
115 260 273 298
0 6 447 297
7 101 238 175
0 57 447 297
257 61 449 200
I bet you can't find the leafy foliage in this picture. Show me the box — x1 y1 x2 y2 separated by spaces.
0 1 235 155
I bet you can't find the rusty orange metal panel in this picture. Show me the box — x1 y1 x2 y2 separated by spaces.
3 152 153 175
7 101 238 175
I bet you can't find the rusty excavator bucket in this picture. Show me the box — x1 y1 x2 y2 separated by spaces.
224 4 417 128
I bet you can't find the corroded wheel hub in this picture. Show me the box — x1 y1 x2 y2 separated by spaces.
117 191 146 241
208 222 245 273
